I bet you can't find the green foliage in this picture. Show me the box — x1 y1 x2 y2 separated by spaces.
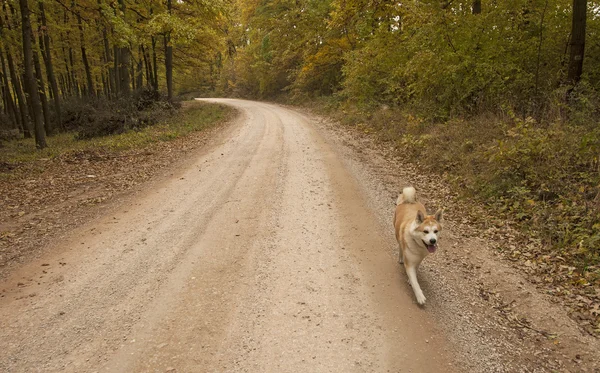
214 0 600 270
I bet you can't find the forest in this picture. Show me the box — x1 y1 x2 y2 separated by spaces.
0 1 599 293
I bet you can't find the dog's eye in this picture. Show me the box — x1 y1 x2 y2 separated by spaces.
434 230 438 233
424 230 429 234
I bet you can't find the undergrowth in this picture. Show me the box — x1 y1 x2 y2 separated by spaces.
0 101 232 167
310 96 600 286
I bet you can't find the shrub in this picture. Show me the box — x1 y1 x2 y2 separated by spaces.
60 90 178 140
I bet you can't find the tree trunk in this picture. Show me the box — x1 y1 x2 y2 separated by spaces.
131 55 136 92
136 46 143 91
567 0 587 85
152 36 158 91
6 51 30 137
32 42 52 135
67 38 80 98
117 0 130 96
0 11 30 136
102 30 115 98
38 0 62 128
119 46 131 96
472 0 481 14
165 33 173 101
19 0 46 148
75 3 95 98
0 51 19 129
114 45 121 94
142 44 151 88
58 73 67 98
165 0 173 101
62 50 72 97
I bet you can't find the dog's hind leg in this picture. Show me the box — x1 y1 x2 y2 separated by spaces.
398 246 404 264
405 263 426 305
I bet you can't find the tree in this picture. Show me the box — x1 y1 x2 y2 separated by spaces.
18 0 46 148
567 0 587 85
38 0 62 129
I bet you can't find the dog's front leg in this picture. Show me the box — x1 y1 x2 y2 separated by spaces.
405 264 426 305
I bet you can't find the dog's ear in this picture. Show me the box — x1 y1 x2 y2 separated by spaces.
416 210 425 224
434 209 443 222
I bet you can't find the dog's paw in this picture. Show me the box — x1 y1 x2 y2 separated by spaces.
416 292 426 305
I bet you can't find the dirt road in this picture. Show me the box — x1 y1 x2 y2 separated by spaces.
1 99 598 373
0 99 455 372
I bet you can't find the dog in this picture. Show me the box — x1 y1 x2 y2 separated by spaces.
393 186 443 305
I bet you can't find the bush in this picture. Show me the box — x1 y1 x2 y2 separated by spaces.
60 89 178 140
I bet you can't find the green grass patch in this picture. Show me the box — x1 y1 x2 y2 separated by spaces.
0 101 233 165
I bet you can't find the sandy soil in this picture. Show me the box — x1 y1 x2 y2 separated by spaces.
0 99 598 372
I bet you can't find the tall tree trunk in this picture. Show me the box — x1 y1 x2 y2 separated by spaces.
62 51 72 96
0 10 30 136
6 51 30 137
102 30 115 98
58 73 67 98
67 37 79 98
472 0 481 14
75 2 95 98
119 46 131 96
165 0 173 101
98 0 115 98
164 33 173 101
32 42 52 135
117 0 130 96
1 46 19 129
567 0 587 85
38 0 62 128
131 55 136 92
151 36 158 91
142 44 151 88
113 45 121 94
0 51 18 129
136 46 143 91
19 0 46 148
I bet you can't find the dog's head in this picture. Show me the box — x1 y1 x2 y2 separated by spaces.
412 210 443 253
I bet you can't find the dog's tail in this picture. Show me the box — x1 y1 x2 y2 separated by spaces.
396 186 417 205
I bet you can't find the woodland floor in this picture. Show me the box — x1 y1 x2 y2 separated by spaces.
0 99 598 372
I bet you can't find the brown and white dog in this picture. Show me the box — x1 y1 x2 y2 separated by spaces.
393 186 443 305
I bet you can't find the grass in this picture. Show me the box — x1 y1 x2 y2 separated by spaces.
0 101 233 165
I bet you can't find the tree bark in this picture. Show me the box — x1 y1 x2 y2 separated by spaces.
142 44 151 88
117 0 130 96
119 46 131 96
19 0 47 148
114 45 121 94
165 0 173 101
151 36 158 91
102 29 115 98
0 8 30 136
131 54 136 92
0 51 18 129
165 33 173 101
62 50 72 97
75 2 95 98
567 0 587 85
38 0 62 128
6 51 30 137
32 41 52 135
136 46 143 91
